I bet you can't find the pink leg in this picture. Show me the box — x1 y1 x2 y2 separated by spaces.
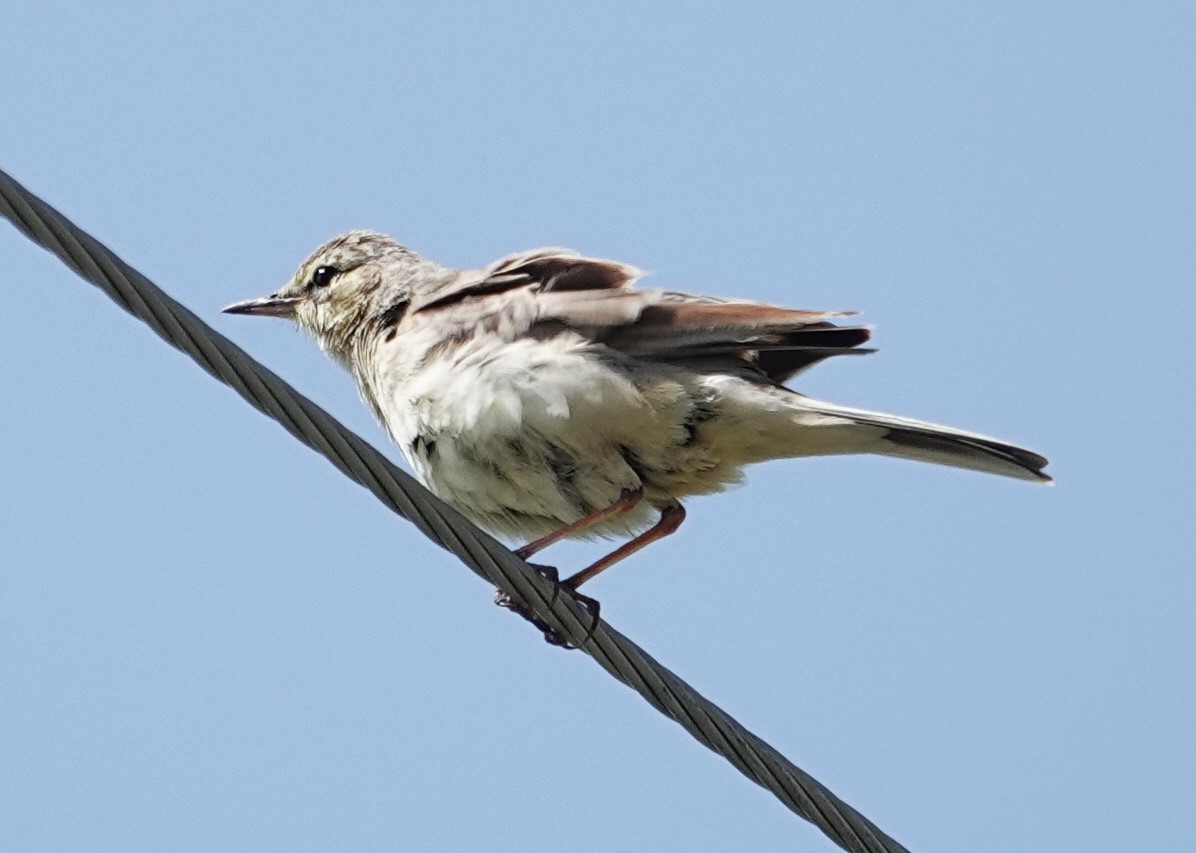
563 502 687 590
502 493 685 650
515 487 644 560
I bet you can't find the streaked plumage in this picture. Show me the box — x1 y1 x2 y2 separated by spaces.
225 230 1049 589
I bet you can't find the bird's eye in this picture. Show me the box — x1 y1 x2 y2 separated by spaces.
310 265 338 288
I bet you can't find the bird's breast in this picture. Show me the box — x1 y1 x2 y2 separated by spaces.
359 329 760 539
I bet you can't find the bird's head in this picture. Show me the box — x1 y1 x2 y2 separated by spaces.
224 230 426 367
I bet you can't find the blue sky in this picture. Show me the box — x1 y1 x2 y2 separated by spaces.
2 3 1193 851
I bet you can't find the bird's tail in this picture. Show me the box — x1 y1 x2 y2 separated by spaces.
781 397 1051 483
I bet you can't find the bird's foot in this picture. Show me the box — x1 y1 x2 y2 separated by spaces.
494 564 601 649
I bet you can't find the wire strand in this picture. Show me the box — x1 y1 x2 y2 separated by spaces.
0 167 911 853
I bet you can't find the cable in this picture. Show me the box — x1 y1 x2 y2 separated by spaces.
1 167 911 853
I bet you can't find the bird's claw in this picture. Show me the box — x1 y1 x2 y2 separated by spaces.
564 584 602 646
494 564 601 649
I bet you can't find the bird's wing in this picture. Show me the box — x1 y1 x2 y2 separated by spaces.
410 250 871 382
412 248 641 313
589 292 873 382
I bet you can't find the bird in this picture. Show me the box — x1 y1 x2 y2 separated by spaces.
224 230 1049 644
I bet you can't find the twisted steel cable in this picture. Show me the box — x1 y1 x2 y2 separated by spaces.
1 167 910 853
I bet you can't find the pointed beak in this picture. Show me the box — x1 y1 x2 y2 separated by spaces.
221 293 302 318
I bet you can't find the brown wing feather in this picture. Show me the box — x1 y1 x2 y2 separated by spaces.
600 298 857 352
414 249 641 314
414 248 871 381
482 248 642 292
592 295 873 381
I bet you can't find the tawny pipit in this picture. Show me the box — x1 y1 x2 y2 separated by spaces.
226 231 1049 643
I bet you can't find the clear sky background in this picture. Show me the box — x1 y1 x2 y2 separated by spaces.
2 3 1193 852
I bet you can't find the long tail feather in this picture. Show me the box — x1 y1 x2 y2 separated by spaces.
790 398 1051 482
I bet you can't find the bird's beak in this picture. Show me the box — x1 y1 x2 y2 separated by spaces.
221 293 302 318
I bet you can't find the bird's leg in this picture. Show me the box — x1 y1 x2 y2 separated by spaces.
514 487 645 560
563 502 687 591
532 502 688 647
498 487 649 649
